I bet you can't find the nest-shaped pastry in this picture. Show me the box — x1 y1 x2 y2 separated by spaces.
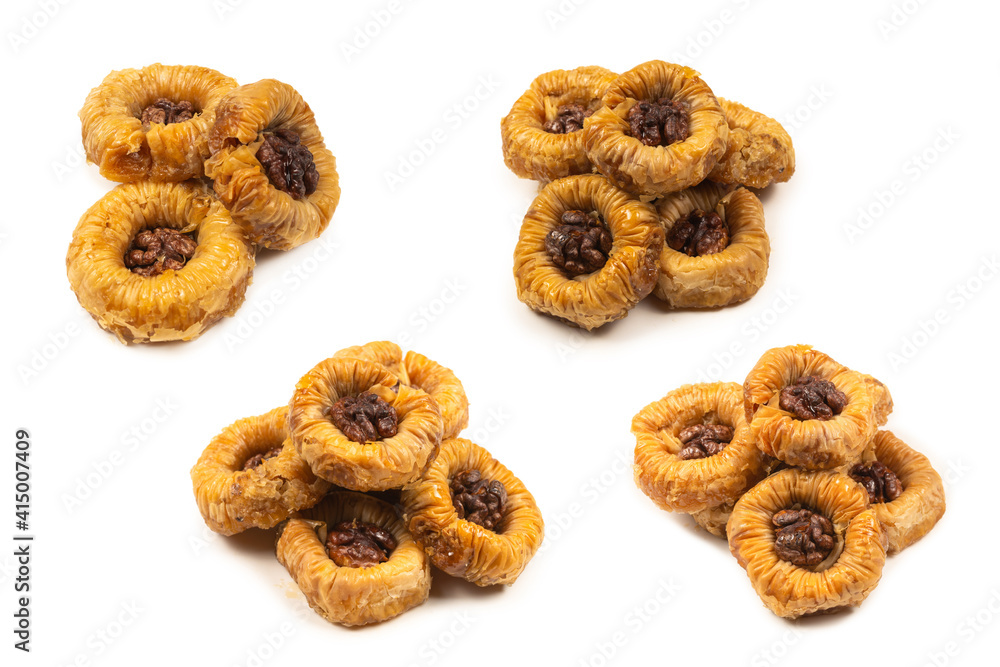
289 357 442 491
652 183 769 308
709 98 795 189
334 341 470 440
500 66 617 182
79 63 237 182
728 469 887 619
853 430 945 554
513 174 663 330
633 382 770 513
66 180 254 343
584 61 728 197
190 407 329 535
205 79 341 250
401 438 544 586
743 345 884 469
276 491 431 626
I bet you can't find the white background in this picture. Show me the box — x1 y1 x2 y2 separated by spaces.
2 0 999 665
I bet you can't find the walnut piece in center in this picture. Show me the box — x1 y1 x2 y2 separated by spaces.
451 469 507 531
329 392 398 443
627 98 689 147
124 227 197 277
667 209 729 257
677 424 734 460
256 128 320 200
545 210 613 277
140 98 196 126
326 519 397 568
779 376 848 421
772 508 836 567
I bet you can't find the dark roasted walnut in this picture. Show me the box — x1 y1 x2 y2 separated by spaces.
543 103 594 134
850 462 903 504
140 98 196 126
124 227 197 277
677 424 734 460
256 128 320 200
545 210 613 277
779 376 849 421
627 98 689 147
772 508 836 567
451 469 507 531
326 519 397 568
667 209 729 257
329 392 398 443
242 446 283 471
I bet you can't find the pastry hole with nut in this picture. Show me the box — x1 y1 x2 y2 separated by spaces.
123 225 198 277
450 469 508 532
772 505 844 572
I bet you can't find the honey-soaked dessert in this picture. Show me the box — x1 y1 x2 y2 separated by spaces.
401 438 544 586
513 174 663 330
66 180 254 343
276 491 431 626
633 382 771 514
80 63 237 182
205 79 341 250
584 61 728 197
501 66 617 182
288 357 443 491
653 181 769 308
728 469 887 619
191 407 329 535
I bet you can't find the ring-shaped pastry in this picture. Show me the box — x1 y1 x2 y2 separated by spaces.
205 79 341 250
743 345 884 469
633 382 770 514
584 60 728 197
513 174 663 330
80 63 237 182
276 491 431 626
66 180 254 343
850 430 945 554
728 469 887 619
653 183 769 308
401 438 544 586
289 357 442 491
501 66 617 182
190 407 329 535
